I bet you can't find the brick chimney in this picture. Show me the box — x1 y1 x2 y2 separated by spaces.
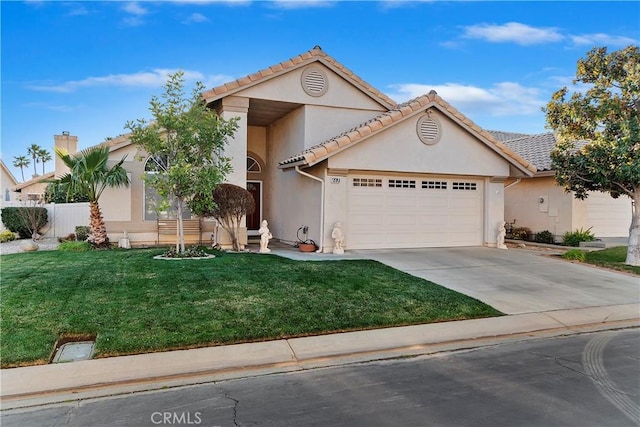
54 131 78 178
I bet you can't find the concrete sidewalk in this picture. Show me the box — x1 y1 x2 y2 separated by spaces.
2 303 638 410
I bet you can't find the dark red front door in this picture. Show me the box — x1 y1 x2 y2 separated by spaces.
246 182 261 231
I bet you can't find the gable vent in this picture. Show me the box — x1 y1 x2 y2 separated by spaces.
417 114 442 145
301 67 328 97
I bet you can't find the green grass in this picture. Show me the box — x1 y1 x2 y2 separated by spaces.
0 249 501 367
582 246 640 275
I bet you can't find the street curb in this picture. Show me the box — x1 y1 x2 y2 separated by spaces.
1 304 638 410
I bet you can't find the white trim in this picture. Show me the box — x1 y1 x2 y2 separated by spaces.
247 180 263 236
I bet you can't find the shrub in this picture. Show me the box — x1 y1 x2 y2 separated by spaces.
205 183 256 252
75 226 90 242
161 245 209 258
58 241 91 252
534 230 556 244
510 227 532 241
1 207 48 239
0 230 18 243
562 249 587 262
58 233 76 243
562 227 596 247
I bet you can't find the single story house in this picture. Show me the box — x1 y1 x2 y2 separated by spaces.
1 159 19 205
14 47 541 250
499 132 632 239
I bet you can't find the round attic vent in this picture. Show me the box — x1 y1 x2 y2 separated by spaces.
301 67 328 97
416 114 442 145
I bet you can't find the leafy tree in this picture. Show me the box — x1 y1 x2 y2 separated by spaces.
38 148 52 175
44 181 90 203
54 145 129 248
27 144 41 177
126 71 238 254
545 45 640 265
12 155 30 181
205 183 255 252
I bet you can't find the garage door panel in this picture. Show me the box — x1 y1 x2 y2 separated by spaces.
349 194 384 209
349 215 383 227
348 176 483 249
385 213 419 224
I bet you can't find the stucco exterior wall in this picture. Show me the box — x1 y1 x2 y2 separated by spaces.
485 178 505 247
505 176 632 239
327 110 511 177
504 176 574 238
323 169 348 252
235 64 387 112
266 108 321 245
303 105 385 150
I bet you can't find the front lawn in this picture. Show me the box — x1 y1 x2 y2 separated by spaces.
0 249 501 368
583 246 640 275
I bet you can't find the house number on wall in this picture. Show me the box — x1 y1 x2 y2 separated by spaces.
330 177 341 184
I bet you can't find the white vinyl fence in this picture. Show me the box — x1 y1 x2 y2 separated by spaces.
1 202 90 238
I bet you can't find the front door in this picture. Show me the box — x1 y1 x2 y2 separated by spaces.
246 181 262 235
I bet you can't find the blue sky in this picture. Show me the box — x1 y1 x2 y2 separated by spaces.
2 0 639 181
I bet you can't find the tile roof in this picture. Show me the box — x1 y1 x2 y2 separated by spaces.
201 46 397 110
13 172 55 191
501 132 557 172
488 130 532 142
279 91 537 175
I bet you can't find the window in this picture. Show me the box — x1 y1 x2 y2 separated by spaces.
422 181 447 190
452 182 477 191
144 155 191 220
247 156 261 173
389 179 416 189
353 178 382 187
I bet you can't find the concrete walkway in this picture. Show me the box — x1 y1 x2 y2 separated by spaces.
1 245 638 409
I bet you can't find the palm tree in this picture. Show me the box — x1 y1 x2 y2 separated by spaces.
27 144 42 177
55 145 129 248
12 155 31 181
38 148 52 175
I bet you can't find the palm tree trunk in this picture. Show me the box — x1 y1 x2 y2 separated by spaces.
88 201 109 248
20 167 25 182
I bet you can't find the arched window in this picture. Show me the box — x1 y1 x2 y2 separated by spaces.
143 155 190 220
247 156 262 173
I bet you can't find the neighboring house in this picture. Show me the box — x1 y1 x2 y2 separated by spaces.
1 159 19 205
14 47 540 250
499 132 632 239
1 159 20 231
13 172 54 200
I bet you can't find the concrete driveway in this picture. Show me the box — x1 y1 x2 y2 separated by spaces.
354 247 639 315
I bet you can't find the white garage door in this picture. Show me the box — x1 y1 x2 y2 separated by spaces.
585 192 632 237
347 175 483 249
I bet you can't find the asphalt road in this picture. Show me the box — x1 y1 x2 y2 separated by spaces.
3 329 639 427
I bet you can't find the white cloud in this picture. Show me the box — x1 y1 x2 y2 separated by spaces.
122 2 149 16
121 1 149 26
268 0 336 10
27 69 213 93
387 81 545 116
169 0 250 4
462 22 564 46
182 12 210 23
23 102 81 113
570 33 638 47
204 74 235 88
66 4 89 16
